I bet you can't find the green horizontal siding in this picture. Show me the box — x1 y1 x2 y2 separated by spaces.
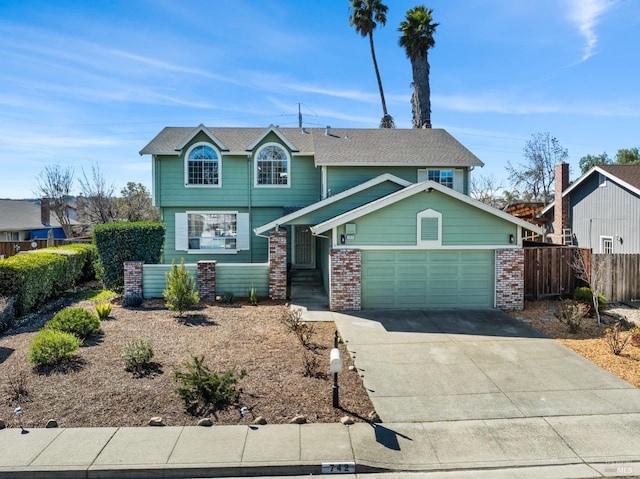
142 263 269 298
326 166 418 195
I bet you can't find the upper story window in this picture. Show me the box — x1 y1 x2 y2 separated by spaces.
186 143 220 186
255 143 289 187
428 170 453 189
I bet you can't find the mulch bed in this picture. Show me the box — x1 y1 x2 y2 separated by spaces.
507 301 640 388
0 296 374 428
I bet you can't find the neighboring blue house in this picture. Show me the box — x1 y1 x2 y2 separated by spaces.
140 125 542 310
540 164 640 253
0 199 66 241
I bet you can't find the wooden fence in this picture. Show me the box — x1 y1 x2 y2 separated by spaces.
524 246 590 300
0 240 66 259
596 254 640 302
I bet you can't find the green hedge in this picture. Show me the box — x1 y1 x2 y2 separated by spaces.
0 244 98 317
93 221 165 292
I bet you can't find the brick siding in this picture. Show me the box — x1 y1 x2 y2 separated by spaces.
197 260 216 302
269 230 287 300
496 249 524 310
329 249 361 311
123 261 143 297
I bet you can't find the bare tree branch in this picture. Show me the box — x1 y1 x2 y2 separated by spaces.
33 164 74 238
78 163 117 225
570 249 610 326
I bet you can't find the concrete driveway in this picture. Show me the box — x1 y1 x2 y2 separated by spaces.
333 309 640 423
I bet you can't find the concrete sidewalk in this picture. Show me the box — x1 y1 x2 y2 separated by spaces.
1 417 640 478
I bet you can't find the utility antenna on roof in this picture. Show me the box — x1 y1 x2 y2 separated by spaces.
279 103 318 129
298 102 302 129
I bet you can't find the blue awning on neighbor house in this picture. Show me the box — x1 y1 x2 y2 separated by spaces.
29 228 66 240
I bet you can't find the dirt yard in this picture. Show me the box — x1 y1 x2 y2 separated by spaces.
508 301 640 388
0 294 374 428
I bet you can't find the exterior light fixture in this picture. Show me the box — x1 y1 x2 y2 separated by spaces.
509 234 515 244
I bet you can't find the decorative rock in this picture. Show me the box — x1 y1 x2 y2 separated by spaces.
148 417 165 426
252 416 267 425
289 415 307 424
197 418 213 427
348 365 356 371
45 420 58 428
368 411 381 423
340 416 354 425
0 419 5 429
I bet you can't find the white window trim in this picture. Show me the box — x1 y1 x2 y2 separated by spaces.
175 211 249 254
417 208 442 247
254 142 291 188
600 235 614 254
184 142 222 188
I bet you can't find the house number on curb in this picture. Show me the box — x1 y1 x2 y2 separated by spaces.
321 461 355 473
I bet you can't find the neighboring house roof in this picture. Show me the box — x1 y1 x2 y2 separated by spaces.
254 173 412 235
0 199 63 231
311 181 544 236
539 165 640 217
504 202 546 225
140 125 484 168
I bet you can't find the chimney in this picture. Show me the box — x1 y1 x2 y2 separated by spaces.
41 198 51 226
551 162 570 244
325 125 331 136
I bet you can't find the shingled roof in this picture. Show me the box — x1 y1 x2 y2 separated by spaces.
599 165 640 190
140 126 484 168
0 199 62 231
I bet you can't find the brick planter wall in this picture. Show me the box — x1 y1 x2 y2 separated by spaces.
496 249 524 310
269 230 287 300
123 261 143 297
197 260 217 302
329 249 361 311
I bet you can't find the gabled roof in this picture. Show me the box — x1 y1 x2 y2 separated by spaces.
176 124 229 152
0 199 62 231
254 173 412 235
539 165 640 216
140 126 484 168
311 181 544 236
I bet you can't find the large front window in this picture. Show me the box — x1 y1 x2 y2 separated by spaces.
256 144 289 186
187 144 219 185
427 170 453 189
188 213 236 250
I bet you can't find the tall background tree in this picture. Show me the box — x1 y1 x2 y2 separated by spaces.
116 182 159 222
349 0 395 128
399 5 438 129
33 164 75 238
506 132 568 204
78 163 118 225
578 147 640 174
470 174 504 209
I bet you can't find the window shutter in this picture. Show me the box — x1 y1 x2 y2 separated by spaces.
175 213 188 251
237 213 250 251
421 217 439 241
454 170 464 192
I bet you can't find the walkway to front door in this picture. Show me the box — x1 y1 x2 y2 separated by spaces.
289 269 329 319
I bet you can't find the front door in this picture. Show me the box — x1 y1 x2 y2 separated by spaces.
293 225 315 269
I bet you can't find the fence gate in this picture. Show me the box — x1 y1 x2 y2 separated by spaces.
524 246 589 300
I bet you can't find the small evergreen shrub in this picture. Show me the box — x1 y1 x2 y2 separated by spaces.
573 287 606 310
163 259 199 316
122 293 144 308
45 307 101 340
0 296 15 334
28 329 81 368
555 300 587 334
94 301 112 319
119 339 154 373
219 292 235 304
173 354 247 414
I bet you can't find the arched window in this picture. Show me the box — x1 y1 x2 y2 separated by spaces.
255 144 289 186
186 143 219 186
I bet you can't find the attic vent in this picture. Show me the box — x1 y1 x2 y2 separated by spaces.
325 126 331 136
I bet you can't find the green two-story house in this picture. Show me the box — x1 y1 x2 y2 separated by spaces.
140 124 541 310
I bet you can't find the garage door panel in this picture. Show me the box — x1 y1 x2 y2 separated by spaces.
362 250 495 309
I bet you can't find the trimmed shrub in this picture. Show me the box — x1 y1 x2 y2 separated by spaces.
0 296 15 334
219 292 235 304
51 243 98 281
574 287 606 309
46 307 101 340
93 221 165 292
28 329 81 368
122 293 144 308
555 300 588 333
119 339 154 373
163 259 199 316
173 354 247 414
94 301 112 319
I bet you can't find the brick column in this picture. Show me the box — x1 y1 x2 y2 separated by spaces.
269 230 287 300
197 260 217 302
329 249 361 311
495 249 524 310
123 261 143 297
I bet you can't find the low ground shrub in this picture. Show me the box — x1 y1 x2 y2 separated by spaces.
218 292 235 304
555 300 588 333
631 326 640 348
604 321 633 355
0 296 15 334
163 259 199 316
45 307 101 340
27 329 81 368
122 293 144 308
173 354 247 414
249 287 258 306
119 339 154 374
573 287 606 313
281 308 316 348
94 301 112 319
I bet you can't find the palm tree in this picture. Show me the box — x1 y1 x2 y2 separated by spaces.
399 5 438 128
349 0 394 128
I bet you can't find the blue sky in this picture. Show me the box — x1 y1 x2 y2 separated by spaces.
0 0 638 199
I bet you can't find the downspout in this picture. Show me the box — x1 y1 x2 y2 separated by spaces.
247 153 253 262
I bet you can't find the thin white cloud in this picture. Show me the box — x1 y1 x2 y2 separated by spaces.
566 0 618 61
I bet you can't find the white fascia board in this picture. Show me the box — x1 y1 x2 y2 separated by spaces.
246 125 299 152
176 124 229 152
253 173 412 236
311 180 544 236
